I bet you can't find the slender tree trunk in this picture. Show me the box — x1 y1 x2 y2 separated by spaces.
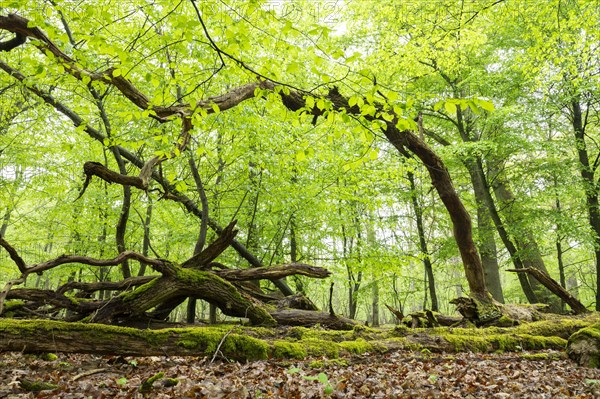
0 208 11 238
407 170 439 311
372 279 380 327
137 197 152 277
463 161 504 303
382 125 489 301
489 166 559 310
470 158 538 303
186 155 210 324
571 99 600 311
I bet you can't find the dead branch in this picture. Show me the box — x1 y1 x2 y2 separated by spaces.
507 268 588 314
215 263 331 281
57 276 157 295
0 237 27 273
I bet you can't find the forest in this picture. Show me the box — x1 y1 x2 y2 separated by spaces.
2 0 600 397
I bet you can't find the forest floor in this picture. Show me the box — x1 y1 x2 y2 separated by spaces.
1 349 600 398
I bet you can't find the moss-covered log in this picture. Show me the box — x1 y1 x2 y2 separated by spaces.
1 318 596 361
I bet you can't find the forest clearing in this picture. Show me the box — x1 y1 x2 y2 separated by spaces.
2 0 600 397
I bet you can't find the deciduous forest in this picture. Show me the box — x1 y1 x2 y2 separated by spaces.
2 0 600 397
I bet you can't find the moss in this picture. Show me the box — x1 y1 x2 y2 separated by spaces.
19 379 58 392
441 333 567 352
376 337 423 352
302 339 340 358
120 278 159 302
271 341 307 359
521 352 565 361
176 329 269 361
39 353 58 361
308 358 348 368
339 338 373 354
514 318 594 339
3 299 25 310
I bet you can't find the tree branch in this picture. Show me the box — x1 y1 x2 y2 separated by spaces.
215 263 331 281
0 237 27 273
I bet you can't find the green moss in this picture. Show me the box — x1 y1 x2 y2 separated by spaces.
376 337 423 352
515 318 594 339
120 278 159 302
3 299 25 310
441 333 567 352
39 353 58 361
339 338 373 354
308 358 348 368
271 341 307 359
521 352 564 361
176 329 269 361
302 338 340 358
19 379 58 392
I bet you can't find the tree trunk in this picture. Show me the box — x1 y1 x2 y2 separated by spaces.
571 99 600 311
465 161 504 303
508 268 588 314
371 279 380 327
407 170 439 311
489 166 560 311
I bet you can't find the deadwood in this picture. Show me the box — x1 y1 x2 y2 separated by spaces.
508 268 588 314
215 263 331 281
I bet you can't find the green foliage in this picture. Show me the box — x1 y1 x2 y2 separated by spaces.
1 0 599 321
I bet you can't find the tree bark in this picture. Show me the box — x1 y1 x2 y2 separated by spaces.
407 170 439 311
464 161 504 303
489 164 559 310
571 99 600 311
508 268 588 314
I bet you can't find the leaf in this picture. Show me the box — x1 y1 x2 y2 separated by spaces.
444 101 457 115
476 99 495 112
296 150 306 162
305 96 315 109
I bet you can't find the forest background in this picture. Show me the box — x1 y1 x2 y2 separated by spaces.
1 0 599 325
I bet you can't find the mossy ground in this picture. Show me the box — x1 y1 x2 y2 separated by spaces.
1 315 598 362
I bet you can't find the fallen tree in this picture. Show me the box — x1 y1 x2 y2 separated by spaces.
0 221 355 329
1 317 596 361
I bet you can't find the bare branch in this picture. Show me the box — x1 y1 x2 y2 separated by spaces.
27 251 168 276
215 263 331 281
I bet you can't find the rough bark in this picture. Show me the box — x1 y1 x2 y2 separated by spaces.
571 99 600 311
465 161 504 303
508 268 588 314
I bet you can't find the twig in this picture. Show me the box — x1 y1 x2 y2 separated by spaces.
210 327 236 364
72 368 107 381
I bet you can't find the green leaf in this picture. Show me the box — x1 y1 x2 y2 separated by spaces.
476 99 495 112
305 96 315 109
296 150 306 161
444 101 457 115
317 373 329 384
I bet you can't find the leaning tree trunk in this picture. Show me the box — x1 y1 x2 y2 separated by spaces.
271 85 493 308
